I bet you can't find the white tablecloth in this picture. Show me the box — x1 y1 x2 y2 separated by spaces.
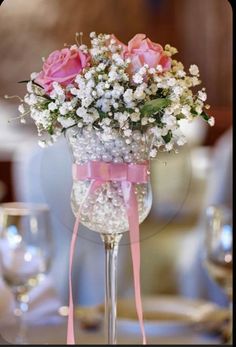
0 317 221 345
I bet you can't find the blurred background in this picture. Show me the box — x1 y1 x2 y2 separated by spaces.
0 0 232 331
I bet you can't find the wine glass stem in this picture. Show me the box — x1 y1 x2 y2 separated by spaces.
228 300 232 344
14 298 28 344
101 234 122 345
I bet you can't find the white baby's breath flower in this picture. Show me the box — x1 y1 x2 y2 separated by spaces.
79 44 88 53
100 117 111 126
90 31 96 38
30 72 38 80
76 106 87 117
150 148 157 158
38 140 47 148
111 84 124 99
141 117 148 125
48 102 57 111
82 96 93 108
181 105 191 117
208 116 215 126
18 104 25 114
163 114 176 127
101 99 111 113
124 129 132 137
27 81 33 93
138 66 147 75
59 105 68 116
52 82 64 95
167 78 176 87
177 137 187 146
195 104 203 114
173 85 183 96
25 94 38 105
85 71 93 80
189 64 199 76
133 73 143 84
108 70 118 82
148 68 156 74
104 91 111 99
130 113 140 122
115 112 128 123
70 87 78 96
156 65 163 73
134 86 145 100
123 89 133 104
198 90 207 101
176 70 186 78
58 117 75 128
191 76 200 86
150 83 158 94
148 117 155 123
112 53 124 66
165 142 174 151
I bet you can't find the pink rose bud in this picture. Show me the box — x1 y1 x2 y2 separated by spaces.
125 34 171 75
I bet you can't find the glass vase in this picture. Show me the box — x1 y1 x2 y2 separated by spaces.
66 125 152 344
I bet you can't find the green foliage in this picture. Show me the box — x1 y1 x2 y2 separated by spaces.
140 98 170 116
162 130 172 143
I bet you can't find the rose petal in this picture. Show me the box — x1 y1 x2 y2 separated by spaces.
128 33 146 51
159 54 172 71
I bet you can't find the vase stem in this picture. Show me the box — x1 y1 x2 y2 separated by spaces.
101 233 122 345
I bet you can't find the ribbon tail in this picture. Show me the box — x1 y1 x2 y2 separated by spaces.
67 212 80 344
122 182 147 345
67 179 101 344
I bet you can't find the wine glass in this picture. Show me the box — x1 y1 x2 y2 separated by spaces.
0 202 53 344
66 126 152 344
203 205 232 343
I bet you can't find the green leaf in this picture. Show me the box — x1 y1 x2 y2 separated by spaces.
97 109 107 118
140 98 170 116
201 110 210 121
18 80 30 84
191 108 210 121
32 80 44 89
176 113 185 120
162 130 172 144
190 108 198 116
48 125 54 135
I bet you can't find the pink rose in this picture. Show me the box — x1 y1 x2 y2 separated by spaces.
124 34 171 75
35 47 90 93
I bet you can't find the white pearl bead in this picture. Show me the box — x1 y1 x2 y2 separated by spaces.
102 153 113 162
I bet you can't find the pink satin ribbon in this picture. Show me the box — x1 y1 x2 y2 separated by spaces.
67 161 149 344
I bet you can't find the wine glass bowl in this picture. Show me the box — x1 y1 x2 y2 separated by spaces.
67 126 153 234
203 205 232 343
204 205 232 299
0 202 53 343
71 181 152 234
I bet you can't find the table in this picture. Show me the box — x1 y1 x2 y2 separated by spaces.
0 318 221 345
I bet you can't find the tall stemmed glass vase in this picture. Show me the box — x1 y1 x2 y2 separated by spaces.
66 126 152 344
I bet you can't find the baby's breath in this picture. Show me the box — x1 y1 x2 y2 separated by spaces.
15 32 213 156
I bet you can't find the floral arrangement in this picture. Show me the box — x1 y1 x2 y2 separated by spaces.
13 32 214 156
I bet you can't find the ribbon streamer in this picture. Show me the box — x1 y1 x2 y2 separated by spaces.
67 161 148 344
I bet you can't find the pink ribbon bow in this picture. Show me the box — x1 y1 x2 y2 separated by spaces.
67 161 149 344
